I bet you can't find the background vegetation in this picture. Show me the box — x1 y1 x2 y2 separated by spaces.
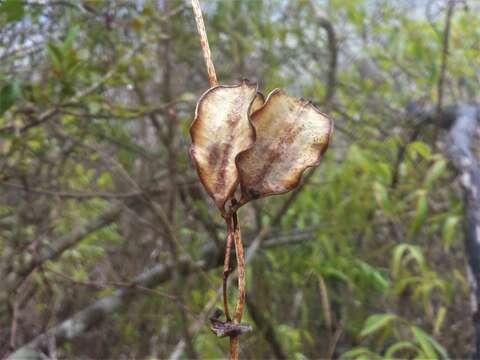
1 0 480 359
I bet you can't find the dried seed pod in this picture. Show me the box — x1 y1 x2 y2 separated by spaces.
190 80 258 213
237 89 333 201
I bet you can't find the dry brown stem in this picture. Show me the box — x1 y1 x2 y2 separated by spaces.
223 216 234 322
434 0 455 146
230 211 246 360
191 0 218 87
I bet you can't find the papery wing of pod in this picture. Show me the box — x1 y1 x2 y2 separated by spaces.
190 80 258 213
237 89 333 202
250 92 265 115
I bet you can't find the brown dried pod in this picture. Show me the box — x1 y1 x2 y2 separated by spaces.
237 89 333 202
190 80 258 213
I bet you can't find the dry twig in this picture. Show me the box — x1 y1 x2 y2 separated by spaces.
191 0 218 87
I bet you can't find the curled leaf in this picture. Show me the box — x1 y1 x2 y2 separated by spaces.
237 89 333 201
190 80 257 212
210 316 253 338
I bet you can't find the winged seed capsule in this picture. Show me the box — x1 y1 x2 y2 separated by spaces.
237 89 333 202
190 80 333 212
190 80 257 213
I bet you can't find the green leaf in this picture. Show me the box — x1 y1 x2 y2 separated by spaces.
0 81 22 116
424 159 447 189
323 268 353 288
408 190 428 238
411 326 448 359
412 328 436 359
409 141 431 160
340 347 381 360
442 216 459 251
394 276 422 295
360 313 397 337
392 244 409 278
97 172 113 189
373 181 392 214
385 341 418 358
0 0 25 22
355 260 390 292
47 42 63 68
430 336 449 359
392 244 426 278
63 25 80 52
433 306 447 335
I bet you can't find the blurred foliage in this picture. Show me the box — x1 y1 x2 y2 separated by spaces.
1 0 479 359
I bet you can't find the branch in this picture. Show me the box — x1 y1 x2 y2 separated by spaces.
9 255 212 360
0 41 143 135
308 1 337 110
0 182 170 199
191 0 218 87
434 0 455 144
3 204 123 297
445 105 480 359
9 229 318 358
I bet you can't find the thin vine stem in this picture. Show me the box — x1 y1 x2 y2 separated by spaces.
223 215 234 322
230 210 246 360
191 0 218 87
232 212 246 324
